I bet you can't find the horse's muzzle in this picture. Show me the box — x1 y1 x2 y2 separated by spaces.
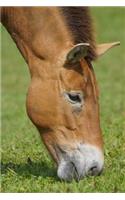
57 144 104 181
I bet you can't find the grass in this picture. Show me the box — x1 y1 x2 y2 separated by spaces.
1 7 125 192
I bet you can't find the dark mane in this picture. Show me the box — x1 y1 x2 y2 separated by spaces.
60 7 97 61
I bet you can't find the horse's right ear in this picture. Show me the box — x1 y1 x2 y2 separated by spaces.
96 42 120 57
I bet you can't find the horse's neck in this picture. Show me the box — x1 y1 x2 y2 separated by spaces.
1 7 73 76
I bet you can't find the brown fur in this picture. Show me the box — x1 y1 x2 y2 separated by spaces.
1 7 103 166
60 7 97 60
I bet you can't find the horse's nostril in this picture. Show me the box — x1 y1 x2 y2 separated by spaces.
88 165 98 176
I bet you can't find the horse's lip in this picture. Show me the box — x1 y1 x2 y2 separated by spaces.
57 143 104 181
70 161 82 182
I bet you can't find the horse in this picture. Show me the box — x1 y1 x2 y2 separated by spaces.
1 7 120 181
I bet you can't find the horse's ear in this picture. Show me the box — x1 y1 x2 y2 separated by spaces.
96 42 120 57
66 43 90 63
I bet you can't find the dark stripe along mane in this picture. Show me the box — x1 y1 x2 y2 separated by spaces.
60 7 97 61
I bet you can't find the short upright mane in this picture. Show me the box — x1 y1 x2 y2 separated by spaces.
60 7 97 60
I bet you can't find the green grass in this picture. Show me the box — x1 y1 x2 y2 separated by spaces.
1 7 125 192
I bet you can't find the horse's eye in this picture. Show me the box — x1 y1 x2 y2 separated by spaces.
68 93 82 103
64 91 83 105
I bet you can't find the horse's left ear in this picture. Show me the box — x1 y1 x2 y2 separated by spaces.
66 43 90 63
96 41 120 57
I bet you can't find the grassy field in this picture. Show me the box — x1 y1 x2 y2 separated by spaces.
1 7 125 192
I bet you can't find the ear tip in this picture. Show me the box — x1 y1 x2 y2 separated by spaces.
96 41 121 57
113 41 120 46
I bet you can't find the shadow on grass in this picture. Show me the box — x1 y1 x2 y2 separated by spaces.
1 160 59 181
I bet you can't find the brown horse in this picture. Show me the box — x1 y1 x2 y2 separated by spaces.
1 7 120 181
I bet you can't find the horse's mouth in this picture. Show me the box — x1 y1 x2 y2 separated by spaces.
56 143 104 181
